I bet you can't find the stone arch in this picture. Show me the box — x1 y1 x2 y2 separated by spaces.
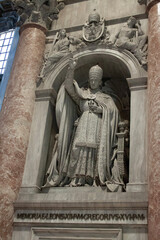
39 47 147 122
41 47 147 93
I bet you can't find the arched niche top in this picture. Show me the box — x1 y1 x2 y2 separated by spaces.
41 47 147 93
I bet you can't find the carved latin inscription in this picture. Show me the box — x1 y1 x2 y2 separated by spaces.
17 212 146 221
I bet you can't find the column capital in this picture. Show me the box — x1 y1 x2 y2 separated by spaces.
10 0 65 30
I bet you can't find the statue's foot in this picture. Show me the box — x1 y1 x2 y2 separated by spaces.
77 176 85 186
92 180 97 187
59 177 69 187
92 177 100 187
69 178 78 187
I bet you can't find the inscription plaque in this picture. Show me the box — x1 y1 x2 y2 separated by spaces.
15 209 147 225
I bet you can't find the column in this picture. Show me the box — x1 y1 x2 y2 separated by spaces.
147 1 160 239
0 23 46 240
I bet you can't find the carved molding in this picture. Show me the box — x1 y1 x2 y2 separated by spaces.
127 77 147 90
10 0 66 30
35 88 57 106
31 227 122 240
41 48 146 91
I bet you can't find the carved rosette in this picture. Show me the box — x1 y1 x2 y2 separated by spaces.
11 0 65 30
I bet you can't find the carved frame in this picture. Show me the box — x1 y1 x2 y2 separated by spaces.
31 227 122 240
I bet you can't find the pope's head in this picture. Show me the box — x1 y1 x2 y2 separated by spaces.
89 65 103 89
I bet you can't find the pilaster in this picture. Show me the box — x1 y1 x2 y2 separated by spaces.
126 77 148 192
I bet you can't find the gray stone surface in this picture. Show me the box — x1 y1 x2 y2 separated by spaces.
126 77 147 192
14 189 147 239
12 227 31 240
52 0 146 30
15 189 148 209
20 99 54 193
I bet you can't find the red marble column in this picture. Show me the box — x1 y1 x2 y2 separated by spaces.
0 23 46 240
147 1 160 240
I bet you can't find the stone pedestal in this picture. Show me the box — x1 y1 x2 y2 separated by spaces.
147 1 160 239
0 23 46 239
12 189 148 240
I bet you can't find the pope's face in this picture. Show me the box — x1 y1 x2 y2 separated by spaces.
89 75 101 89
